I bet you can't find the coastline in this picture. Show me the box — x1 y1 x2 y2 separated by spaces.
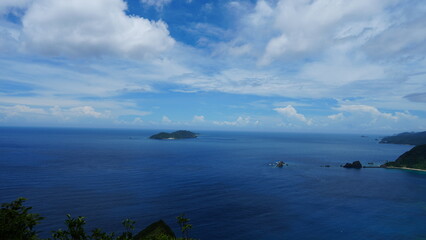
384 166 426 172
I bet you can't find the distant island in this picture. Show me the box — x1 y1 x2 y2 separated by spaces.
380 131 426 145
382 144 426 171
149 130 197 140
342 161 362 169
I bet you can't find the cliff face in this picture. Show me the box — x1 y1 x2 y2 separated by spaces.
383 144 426 170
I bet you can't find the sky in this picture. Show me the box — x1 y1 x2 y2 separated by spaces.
0 0 425 133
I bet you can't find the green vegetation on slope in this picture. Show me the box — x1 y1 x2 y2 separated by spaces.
134 220 175 240
380 131 426 145
383 144 426 170
149 131 197 140
1 198 196 240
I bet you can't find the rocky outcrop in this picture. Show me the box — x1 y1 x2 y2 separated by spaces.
342 161 362 169
276 161 285 168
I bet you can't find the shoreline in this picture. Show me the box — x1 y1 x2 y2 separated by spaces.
384 166 426 172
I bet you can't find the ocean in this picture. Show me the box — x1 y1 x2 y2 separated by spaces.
1 127 425 240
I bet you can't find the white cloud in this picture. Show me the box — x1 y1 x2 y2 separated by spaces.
140 0 172 10
0 104 108 121
193 115 205 122
328 113 344 121
0 103 153 126
50 105 110 119
334 104 418 122
162 115 172 123
335 105 393 120
362 11 426 61
0 0 425 133
320 104 423 132
20 0 174 58
299 52 386 86
274 105 312 125
69 106 105 118
251 0 395 65
0 104 47 117
133 117 143 124
213 116 252 126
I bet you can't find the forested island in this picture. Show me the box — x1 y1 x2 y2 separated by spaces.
382 144 426 170
149 130 197 140
380 131 426 145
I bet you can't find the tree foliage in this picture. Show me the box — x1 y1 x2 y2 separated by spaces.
51 214 135 240
0 197 43 240
0 198 197 240
176 214 192 240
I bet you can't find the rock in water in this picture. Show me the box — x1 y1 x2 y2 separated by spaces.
276 161 285 168
134 220 176 240
343 161 362 169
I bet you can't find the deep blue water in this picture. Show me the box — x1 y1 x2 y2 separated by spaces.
1 127 426 240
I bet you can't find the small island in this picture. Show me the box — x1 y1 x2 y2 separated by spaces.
381 144 426 171
149 130 197 140
342 161 362 169
380 131 426 145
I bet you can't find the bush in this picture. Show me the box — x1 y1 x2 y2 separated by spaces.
0 197 43 240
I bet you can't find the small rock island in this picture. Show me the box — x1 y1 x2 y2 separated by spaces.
149 130 197 140
276 161 285 168
342 161 363 169
381 144 426 170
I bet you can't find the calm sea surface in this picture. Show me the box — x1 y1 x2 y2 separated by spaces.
1 127 425 239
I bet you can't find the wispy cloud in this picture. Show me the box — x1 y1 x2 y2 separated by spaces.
213 116 254 126
140 0 172 10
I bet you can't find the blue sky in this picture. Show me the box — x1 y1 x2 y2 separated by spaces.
0 0 425 133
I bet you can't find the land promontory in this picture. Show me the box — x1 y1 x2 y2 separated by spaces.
382 144 426 170
149 130 197 140
380 131 426 145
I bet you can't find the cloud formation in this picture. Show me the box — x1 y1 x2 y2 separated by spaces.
193 115 205 122
333 105 417 121
162 116 172 123
21 0 174 58
0 0 425 132
274 105 312 125
213 116 253 126
0 104 47 117
231 0 397 65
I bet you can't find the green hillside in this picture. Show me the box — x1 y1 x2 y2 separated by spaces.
383 144 426 170
380 131 426 145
